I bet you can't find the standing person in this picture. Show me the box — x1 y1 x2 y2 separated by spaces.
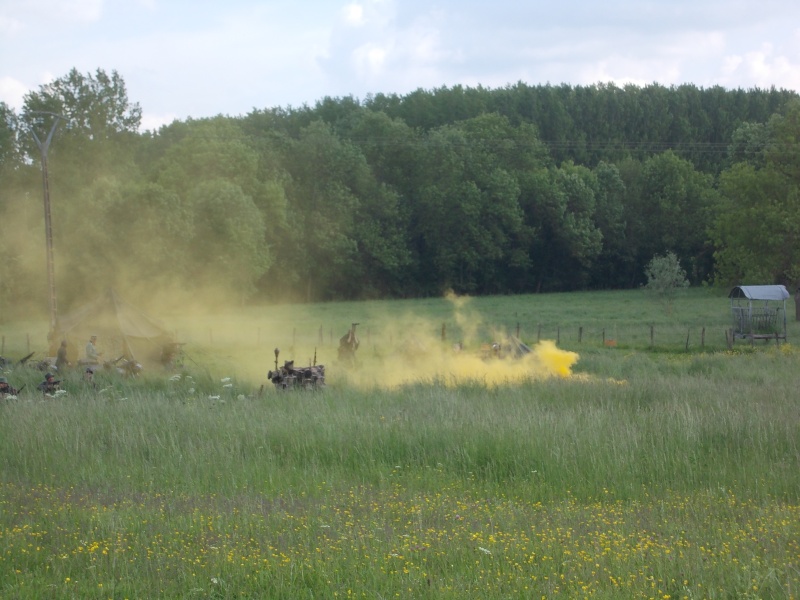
0 376 20 398
85 335 102 365
55 340 70 372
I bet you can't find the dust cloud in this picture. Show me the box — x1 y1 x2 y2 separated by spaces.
336 293 579 390
2 178 578 389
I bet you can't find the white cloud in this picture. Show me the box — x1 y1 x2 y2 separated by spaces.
0 14 22 35
342 3 365 26
0 76 29 110
720 42 800 90
1 0 104 25
352 43 388 76
139 111 178 133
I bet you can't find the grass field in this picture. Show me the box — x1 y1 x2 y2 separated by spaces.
1 288 799 598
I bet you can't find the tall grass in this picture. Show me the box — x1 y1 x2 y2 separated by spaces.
1 289 798 598
3 349 798 502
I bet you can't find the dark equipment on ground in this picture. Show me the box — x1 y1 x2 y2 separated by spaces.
105 355 143 377
338 323 360 365
480 336 532 360
267 347 325 390
0 352 36 369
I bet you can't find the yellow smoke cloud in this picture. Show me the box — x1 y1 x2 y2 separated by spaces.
341 338 578 389
333 292 579 390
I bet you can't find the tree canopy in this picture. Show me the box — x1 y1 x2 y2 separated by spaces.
2 70 800 313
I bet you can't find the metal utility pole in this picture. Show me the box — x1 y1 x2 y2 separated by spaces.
29 112 64 339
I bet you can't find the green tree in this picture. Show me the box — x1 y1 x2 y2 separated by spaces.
144 117 278 299
520 164 602 291
644 251 689 314
638 151 716 283
0 102 20 170
410 114 537 294
21 68 141 141
712 100 800 287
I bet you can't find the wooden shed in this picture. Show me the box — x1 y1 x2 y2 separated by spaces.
728 285 789 342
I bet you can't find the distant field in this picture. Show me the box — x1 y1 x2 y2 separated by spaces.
1 288 799 598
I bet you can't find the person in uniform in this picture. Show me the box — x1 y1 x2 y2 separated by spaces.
0 376 20 398
37 373 61 394
85 335 102 365
55 340 70 372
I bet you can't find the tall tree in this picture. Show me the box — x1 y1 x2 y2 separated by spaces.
713 100 800 286
637 151 716 283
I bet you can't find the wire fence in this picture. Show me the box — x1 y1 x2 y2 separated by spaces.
3 318 793 366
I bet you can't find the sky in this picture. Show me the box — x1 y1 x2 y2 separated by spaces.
2 0 800 131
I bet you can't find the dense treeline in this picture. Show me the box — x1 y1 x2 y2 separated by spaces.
1 69 799 310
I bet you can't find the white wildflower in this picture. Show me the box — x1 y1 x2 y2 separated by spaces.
237 394 246 401
220 377 231 383
208 395 220 400
169 374 181 381
479 547 492 555
54 389 67 396
222 383 233 389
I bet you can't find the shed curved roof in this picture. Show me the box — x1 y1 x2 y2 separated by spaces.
728 285 789 300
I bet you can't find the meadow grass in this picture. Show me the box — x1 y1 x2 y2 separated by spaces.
1 288 799 598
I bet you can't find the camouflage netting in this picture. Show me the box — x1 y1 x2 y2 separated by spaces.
55 288 174 366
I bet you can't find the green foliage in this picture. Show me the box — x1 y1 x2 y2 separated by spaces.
644 251 689 313
21 68 141 143
6 69 800 310
713 99 800 287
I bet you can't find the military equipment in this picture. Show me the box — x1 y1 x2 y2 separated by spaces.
480 335 532 360
267 347 325 390
104 356 142 377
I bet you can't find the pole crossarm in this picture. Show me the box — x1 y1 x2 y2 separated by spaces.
26 111 66 339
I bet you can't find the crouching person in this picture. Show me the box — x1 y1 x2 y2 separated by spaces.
38 372 61 395
0 376 21 399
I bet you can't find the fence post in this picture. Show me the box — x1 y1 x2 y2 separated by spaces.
578 326 583 343
516 322 520 338
701 327 705 349
537 324 541 343
685 328 690 351
650 324 654 347
557 327 560 345
441 323 446 341
602 328 605 345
